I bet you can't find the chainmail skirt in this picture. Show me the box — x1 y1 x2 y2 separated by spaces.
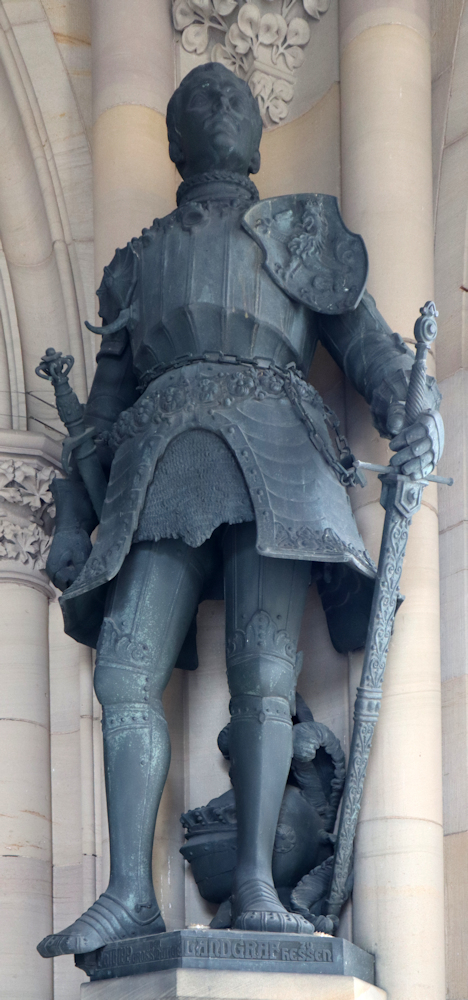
134 429 254 548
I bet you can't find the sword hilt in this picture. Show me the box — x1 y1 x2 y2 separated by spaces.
36 348 84 436
36 347 74 385
36 347 107 518
353 460 453 487
405 301 438 425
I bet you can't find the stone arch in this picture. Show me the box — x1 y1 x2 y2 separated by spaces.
0 3 91 436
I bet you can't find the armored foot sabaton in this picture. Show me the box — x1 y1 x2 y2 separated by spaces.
232 879 315 934
37 892 166 956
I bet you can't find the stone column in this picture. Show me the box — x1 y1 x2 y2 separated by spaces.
91 0 177 282
0 429 61 1000
432 5 468 995
339 3 445 999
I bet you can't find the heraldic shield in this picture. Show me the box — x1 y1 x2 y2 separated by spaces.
242 193 368 316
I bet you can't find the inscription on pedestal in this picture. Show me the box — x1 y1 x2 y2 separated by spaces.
75 929 374 983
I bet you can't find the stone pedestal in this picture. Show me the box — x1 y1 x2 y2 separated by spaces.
81 968 386 999
77 931 383 999
76 930 373 984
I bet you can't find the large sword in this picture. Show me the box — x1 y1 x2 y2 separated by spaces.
36 348 107 519
325 301 452 922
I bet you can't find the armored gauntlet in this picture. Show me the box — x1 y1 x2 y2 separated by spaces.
46 479 97 591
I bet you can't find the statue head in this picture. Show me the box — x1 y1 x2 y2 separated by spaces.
167 63 262 179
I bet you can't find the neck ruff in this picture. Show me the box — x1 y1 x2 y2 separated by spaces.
177 170 259 206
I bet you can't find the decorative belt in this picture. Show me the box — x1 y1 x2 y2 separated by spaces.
137 352 303 391
110 355 363 489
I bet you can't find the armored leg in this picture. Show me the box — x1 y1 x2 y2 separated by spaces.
223 522 313 933
38 536 217 957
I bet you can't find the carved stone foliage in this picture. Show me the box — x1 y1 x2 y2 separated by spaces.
172 0 331 126
0 459 56 572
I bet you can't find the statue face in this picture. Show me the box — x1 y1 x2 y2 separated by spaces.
174 72 261 178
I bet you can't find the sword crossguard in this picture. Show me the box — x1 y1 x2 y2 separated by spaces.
35 348 74 385
61 426 98 476
353 459 453 487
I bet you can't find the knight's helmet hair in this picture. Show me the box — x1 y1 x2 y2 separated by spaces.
166 62 263 153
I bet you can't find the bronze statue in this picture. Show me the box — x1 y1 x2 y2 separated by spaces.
37 63 443 958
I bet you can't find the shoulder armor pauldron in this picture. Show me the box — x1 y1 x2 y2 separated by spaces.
242 194 368 315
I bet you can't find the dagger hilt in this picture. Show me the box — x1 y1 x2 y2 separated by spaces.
405 300 438 425
36 347 107 518
36 348 84 435
36 347 74 384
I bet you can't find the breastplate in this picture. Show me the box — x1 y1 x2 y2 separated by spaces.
128 196 318 379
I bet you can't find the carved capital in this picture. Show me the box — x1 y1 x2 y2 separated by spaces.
0 432 62 592
172 0 330 127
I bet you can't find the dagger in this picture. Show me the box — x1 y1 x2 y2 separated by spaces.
36 348 107 520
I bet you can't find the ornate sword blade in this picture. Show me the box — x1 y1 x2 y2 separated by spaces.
326 479 411 916
325 301 448 923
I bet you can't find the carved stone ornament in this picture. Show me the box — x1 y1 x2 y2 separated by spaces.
0 459 56 572
172 0 331 126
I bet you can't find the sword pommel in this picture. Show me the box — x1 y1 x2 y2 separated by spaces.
413 300 438 347
36 348 75 385
405 301 438 425
36 348 84 434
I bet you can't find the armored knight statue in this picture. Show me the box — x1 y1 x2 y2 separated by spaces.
38 63 443 958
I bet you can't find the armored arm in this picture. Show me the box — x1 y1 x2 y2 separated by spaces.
84 331 139 475
318 290 441 437
84 241 140 474
48 244 140 589
47 332 138 589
